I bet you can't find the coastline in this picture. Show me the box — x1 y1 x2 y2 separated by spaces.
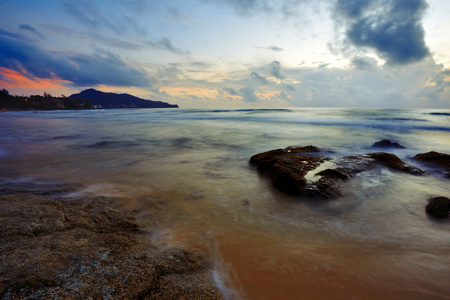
0 179 223 299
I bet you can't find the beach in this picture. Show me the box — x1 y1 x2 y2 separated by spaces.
1 108 449 299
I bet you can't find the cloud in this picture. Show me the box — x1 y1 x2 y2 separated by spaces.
146 38 191 55
239 85 262 102
222 85 263 102
418 67 450 100
351 56 377 71
250 72 270 84
256 45 284 52
317 63 329 69
0 33 150 87
270 61 285 79
203 0 265 16
223 87 238 95
19 24 44 38
167 5 190 21
44 25 190 55
63 1 147 36
333 0 430 65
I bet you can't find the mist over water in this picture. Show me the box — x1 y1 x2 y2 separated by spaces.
1 108 450 299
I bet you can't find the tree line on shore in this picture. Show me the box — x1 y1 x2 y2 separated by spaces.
0 88 94 111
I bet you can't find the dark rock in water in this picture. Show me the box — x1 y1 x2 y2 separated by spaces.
426 197 450 218
371 140 405 149
250 147 425 198
317 168 351 180
285 145 322 153
413 151 450 178
368 152 425 175
250 146 329 196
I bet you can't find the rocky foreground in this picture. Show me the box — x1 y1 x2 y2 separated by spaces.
250 140 450 218
0 181 222 299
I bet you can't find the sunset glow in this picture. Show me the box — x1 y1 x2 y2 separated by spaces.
0 0 449 108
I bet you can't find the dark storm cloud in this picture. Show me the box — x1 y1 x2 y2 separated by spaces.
334 0 430 65
0 34 150 87
19 24 45 38
270 61 285 80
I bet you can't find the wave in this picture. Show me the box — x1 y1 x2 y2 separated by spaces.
429 112 450 116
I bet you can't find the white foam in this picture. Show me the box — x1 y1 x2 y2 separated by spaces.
64 183 128 198
304 160 336 183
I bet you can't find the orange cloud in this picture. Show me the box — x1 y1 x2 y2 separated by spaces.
0 67 75 96
256 90 281 100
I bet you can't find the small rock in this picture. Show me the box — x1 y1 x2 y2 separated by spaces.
425 197 450 218
414 151 450 178
371 140 405 149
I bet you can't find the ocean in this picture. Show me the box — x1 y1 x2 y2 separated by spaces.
1 108 449 299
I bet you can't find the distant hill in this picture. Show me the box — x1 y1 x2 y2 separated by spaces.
69 89 178 109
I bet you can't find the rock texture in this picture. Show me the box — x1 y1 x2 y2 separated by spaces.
250 146 424 198
0 182 222 299
371 139 405 149
426 197 450 218
414 151 450 178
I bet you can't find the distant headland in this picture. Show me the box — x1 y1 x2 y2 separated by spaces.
0 88 178 111
69 89 178 109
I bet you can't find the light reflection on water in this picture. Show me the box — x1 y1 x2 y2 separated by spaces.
1 108 450 299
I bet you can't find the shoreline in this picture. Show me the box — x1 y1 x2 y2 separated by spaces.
0 179 223 299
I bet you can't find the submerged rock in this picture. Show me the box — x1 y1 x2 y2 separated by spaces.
414 151 450 178
426 197 450 218
371 139 405 149
250 146 424 198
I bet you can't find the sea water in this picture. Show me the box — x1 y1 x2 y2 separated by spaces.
1 108 449 299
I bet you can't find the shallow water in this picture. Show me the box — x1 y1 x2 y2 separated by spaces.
1 108 450 299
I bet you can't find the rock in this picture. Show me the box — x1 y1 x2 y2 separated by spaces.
425 197 450 218
250 147 329 196
0 182 223 299
270 158 308 195
368 152 425 175
250 147 424 198
316 168 351 180
371 140 405 149
414 151 450 178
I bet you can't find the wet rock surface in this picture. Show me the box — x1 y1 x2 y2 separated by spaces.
413 151 450 178
426 197 450 218
250 145 424 198
371 139 405 149
0 182 222 299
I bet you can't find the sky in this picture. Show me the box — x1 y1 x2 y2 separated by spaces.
0 0 449 108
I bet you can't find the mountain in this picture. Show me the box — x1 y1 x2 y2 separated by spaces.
69 89 178 109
